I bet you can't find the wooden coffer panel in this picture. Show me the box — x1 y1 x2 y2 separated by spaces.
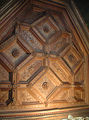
0 12 87 111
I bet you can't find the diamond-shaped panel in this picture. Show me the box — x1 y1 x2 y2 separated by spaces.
32 69 62 101
62 46 82 72
0 35 29 70
32 16 60 43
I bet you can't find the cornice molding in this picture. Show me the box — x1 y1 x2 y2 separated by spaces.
0 106 89 119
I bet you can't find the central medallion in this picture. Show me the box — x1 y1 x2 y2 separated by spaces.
12 48 19 58
43 25 49 33
42 82 49 90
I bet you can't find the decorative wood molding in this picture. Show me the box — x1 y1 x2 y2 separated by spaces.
0 0 89 119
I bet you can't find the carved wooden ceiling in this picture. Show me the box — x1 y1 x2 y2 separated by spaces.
0 0 89 119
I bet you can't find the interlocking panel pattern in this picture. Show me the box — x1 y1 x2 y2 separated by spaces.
0 13 85 110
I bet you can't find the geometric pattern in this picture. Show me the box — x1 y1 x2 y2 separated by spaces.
0 14 85 110
0 35 29 70
32 16 60 43
61 45 82 73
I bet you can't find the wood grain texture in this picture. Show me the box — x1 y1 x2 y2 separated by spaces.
0 0 89 119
